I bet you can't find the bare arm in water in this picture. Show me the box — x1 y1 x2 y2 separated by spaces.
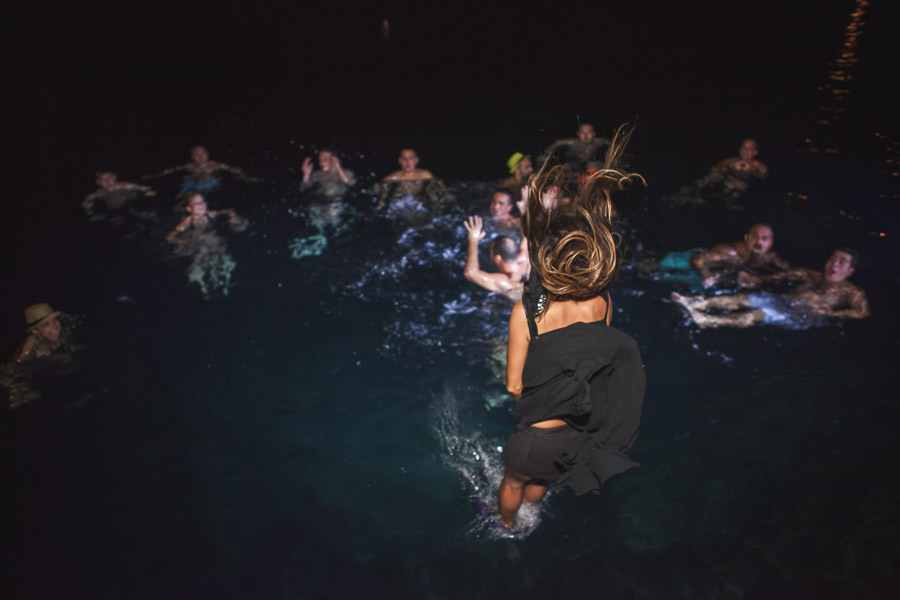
690 242 742 287
462 216 519 295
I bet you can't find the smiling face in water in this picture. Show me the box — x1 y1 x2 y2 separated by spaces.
825 250 855 283
490 191 513 219
186 194 208 216
744 224 773 257
399 149 419 172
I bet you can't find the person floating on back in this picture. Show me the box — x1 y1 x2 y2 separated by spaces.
672 248 869 328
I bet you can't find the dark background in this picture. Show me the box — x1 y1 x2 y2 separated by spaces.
4 2 900 598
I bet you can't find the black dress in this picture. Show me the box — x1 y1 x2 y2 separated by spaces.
508 300 645 495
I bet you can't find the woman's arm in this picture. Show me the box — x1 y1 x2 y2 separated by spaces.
506 302 530 401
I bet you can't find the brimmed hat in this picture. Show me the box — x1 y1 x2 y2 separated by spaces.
507 152 531 174
25 303 61 330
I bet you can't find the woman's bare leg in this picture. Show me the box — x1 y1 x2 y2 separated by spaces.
499 466 549 527
523 482 548 503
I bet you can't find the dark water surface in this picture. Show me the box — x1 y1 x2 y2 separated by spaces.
5 1 900 598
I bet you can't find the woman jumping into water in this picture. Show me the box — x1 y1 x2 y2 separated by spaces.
498 125 646 529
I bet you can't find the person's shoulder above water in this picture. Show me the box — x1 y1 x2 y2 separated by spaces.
383 148 434 181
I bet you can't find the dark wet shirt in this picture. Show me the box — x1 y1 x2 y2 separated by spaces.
514 319 645 495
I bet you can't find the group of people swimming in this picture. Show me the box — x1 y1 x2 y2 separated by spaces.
8 122 870 537
463 138 869 331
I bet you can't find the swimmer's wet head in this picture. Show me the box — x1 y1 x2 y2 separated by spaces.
489 190 514 219
399 149 419 172
739 138 759 161
191 145 210 166
95 170 117 190
186 193 208 215
744 223 774 257
826 248 857 282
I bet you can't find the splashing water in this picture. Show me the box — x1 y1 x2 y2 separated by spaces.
434 391 544 540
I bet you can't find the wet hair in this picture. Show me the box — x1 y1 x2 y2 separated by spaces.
834 247 859 268
523 124 644 302
490 236 519 263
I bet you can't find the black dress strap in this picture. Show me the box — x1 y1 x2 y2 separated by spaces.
522 266 544 340
602 289 611 322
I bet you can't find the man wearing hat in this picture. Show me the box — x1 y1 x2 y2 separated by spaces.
15 303 66 364
498 152 533 193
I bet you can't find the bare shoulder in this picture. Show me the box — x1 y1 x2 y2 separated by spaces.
508 301 529 339
510 301 526 322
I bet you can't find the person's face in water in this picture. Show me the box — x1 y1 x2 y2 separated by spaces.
191 146 210 166
490 192 513 219
399 149 419 172
744 225 774 257
825 250 855 283
35 317 61 342
739 139 758 161
516 158 533 179
186 194 208 216
318 151 335 171
577 124 596 144
96 172 117 190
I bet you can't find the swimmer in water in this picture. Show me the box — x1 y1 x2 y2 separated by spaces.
167 193 247 240
672 248 869 328
487 189 522 234
541 123 610 171
300 149 356 198
707 138 768 191
3 304 81 409
147 145 256 189
690 223 789 288
167 194 247 297
82 170 156 215
462 216 529 302
498 153 534 191
687 138 768 207
498 125 645 530
13 304 69 364
375 148 449 210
